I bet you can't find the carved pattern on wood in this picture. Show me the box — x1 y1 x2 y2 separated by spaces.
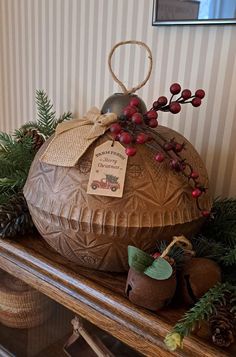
24 126 212 271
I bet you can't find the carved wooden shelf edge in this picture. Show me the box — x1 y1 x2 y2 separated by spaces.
0 236 233 357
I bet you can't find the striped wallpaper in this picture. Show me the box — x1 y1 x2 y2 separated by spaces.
0 0 236 197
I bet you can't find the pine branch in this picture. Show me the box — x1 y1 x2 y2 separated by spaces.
35 90 73 138
164 283 236 351
0 132 15 149
220 247 236 266
0 192 34 238
14 125 41 141
36 90 56 137
0 177 26 190
0 157 18 177
154 240 185 269
202 198 236 247
191 234 223 261
0 190 18 205
0 90 73 239
0 130 36 197
15 121 41 132
57 111 72 123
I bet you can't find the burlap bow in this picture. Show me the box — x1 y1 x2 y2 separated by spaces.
40 107 117 167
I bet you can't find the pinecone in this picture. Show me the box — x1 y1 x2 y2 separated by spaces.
18 128 45 150
209 294 236 347
0 192 34 238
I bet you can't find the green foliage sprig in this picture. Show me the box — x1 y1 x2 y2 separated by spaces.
165 283 236 351
165 198 236 351
190 198 236 276
0 90 72 236
0 134 35 203
220 247 236 266
202 198 236 247
14 91 72 141
35 90 71 137
0 192 34 238
0 90 72 204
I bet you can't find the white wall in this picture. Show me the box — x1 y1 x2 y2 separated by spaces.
0 0 236 197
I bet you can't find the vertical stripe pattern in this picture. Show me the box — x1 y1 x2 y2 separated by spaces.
0 0 236 198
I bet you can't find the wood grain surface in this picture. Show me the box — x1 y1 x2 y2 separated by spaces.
0 235 235 357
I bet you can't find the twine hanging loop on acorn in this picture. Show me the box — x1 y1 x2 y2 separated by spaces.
108 40 153 95
161 235 193 259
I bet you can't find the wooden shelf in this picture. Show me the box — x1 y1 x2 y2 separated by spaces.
0 235 235 357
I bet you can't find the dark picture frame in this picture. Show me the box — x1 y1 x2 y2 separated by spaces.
152 0 236 25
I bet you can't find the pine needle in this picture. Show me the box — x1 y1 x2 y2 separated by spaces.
170 283 236 338
220 247 236 266
0 89 72 239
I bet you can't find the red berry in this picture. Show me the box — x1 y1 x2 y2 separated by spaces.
152 252 161 259
201 210 211 217
157 96 168 106
147 134 153 142
123 106 137 118
119 132 132 145
163 142 174 151
181 89 192 100
190 171 199 179
174 142 184 152
169 159 183 172
131 112 143 125
155 152 165 162
147 110 158 120
170 83 181 95
148 118 158 128
129 98 140 107
191 188 202 198
169 102 181 114
136 132 148 144
192 97 201 107
125 147 137 156
153 101 159 110
109 123 122 135
195 89 205 99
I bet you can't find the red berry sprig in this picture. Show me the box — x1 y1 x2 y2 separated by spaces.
108 84 209 216
109 98 148 156
145 83 205 119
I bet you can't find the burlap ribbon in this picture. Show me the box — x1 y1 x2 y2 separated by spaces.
40 107 117 167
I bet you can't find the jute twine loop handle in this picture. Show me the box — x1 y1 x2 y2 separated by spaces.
161 235 193 258
108 40 153 95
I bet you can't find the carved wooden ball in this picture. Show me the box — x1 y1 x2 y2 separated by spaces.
24 126 212 272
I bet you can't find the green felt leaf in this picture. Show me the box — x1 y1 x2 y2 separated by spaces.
144 257 173 280
128 245 154 272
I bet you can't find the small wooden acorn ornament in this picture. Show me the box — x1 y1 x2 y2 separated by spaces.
125 236 191 311
179 257 222 305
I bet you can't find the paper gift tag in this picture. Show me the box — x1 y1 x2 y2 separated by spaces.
87 141 128 198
